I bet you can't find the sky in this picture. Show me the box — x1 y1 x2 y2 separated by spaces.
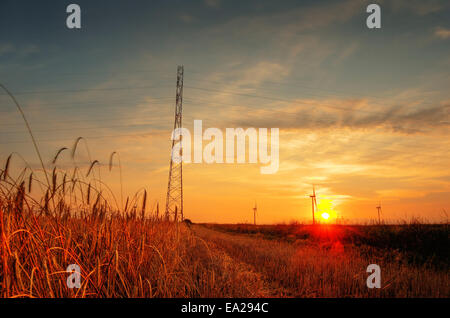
0 0 449 223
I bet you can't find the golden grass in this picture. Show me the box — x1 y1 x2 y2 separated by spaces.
1 147 449 298
193 225 449 297
0 139 271 298
1 208 278 297
1 151 449 298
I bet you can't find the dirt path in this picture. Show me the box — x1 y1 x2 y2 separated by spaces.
191 224 296 297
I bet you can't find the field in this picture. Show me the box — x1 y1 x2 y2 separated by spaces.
0 145 448 298
1 192 448 297
194 223 449 297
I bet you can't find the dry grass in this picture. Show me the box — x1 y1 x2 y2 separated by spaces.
202 222 449 269
0 198 272 298
0 149 271 298
0 149 449 298
194 225 449 297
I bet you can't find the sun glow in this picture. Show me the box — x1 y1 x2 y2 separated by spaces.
317 199 337 222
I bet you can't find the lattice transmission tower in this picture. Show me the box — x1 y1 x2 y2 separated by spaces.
165 66 184 222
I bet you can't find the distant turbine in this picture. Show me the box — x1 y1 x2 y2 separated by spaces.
309 185 318 225
376 202 382 224
253 202 257 225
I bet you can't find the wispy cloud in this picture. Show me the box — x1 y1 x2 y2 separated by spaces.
180 13 194 23
0 43 14 56
384 0 448 15
435 27 450 39
232 97 450 134
206 0 361 40
204 0 221 9
0 43 39 57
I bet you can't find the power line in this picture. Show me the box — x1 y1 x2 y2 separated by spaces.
5 68 172 79
0 75 447 166
184 85 441 117
186 74 443 108
1 94 446 148
185 96 441 135
0 97 173 115
0 96 229 128
1 95 444 133
1 77 445 124
0 98 185 127
0 114 167 128
1 96 447 155
0 84 172 96
0 131 164 145
2 72 444 109
0 122 163 135
1 125 448 164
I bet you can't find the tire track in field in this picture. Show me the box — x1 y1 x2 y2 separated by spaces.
191 224 295 297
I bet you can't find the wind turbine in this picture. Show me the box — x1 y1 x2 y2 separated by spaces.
253 202 257 225
310 185 318 225
376 202 382 224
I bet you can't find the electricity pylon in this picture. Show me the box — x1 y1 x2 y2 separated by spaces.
309 185 318 225
165 66 184 222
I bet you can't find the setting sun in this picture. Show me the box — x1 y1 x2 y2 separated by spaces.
317 198 337 222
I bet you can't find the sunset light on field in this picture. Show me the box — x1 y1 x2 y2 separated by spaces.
0 0 449 226
0 0 449 302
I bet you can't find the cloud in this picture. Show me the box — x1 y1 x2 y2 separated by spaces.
19 45 39 57
223 61 291 89
435 27 450 39
0 43 39 58
204 0 221 8
334 42 359 64
0 43 14 56
180 14 194 23
384 0 448 16
231 97 450 134
207 0 361 39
